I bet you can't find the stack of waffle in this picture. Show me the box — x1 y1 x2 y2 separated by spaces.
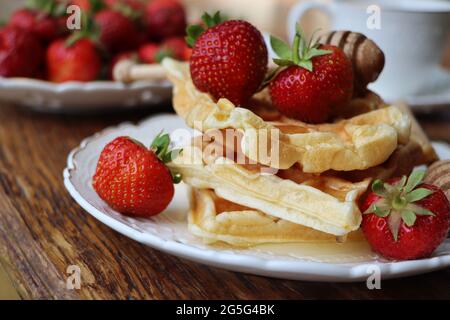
163 58 437 247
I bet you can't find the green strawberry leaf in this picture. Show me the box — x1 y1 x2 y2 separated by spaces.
407 203 435 216
388 212 402 241
201 11 226 28
186 24 205 48
150 133 183 184
213 11 225 25
371 179 386 197
401 209 416 227
151 132 170 158
298 60 313 72
273 59 294 67
405 188 434 203
186 11 227 48
162 149 183 163
202 12 216 28
270 36 292 60
303 48 332 61
155 49 174 63
373 205 391 218
113 1 141 20
363 198 389 215
90 0 106 13
65 11 100 46
404 170 426 193
394 175 407 189
269 24 332 72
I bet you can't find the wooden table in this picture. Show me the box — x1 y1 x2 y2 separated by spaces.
1 102 450 300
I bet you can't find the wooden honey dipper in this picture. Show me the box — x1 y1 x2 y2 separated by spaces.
425 160 450 201
318 31 385 96
113 59 167 83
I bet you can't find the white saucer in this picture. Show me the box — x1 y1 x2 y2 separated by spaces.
63 114 450 282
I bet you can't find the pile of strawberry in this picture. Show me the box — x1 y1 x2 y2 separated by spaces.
0 0 190 82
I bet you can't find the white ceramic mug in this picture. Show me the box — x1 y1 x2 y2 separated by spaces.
287 0 450 101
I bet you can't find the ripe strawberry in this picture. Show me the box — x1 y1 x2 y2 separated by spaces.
145 0 187 41
95 9 139 53
187 12 268 106
0 27 44 78
9 8 62 42
160 37 189 60
139 37 188 64
269 25 353 123
138 43 160 63
360 171 450 260
92 134 182 217
46 38 102 82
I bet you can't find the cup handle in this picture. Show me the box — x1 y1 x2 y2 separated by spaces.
287 1 333 41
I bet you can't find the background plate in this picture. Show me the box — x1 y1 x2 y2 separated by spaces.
0 77 172 113
63 114 450 282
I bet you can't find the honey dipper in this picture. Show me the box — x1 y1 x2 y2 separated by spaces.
113 59 167 83
425 160 450 201
318 31 385 96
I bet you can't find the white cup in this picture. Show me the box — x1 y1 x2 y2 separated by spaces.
287 0 450 101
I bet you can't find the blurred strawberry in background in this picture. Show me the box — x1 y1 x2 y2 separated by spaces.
47 37 102 82
0 26 44 78
95 8 139 52
138 36 190 63
0 0 190 82
8 0 69 42
145 0 187 41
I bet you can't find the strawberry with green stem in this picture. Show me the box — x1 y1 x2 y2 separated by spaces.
361 170 450 260
268 24 353 123
93 133 182 218
9 0 68 42
46 12 102 82
187 11 268 106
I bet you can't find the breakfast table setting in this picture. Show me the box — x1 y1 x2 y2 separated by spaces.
1 0 450 300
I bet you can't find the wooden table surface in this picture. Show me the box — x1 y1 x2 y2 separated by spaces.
1 102 450 300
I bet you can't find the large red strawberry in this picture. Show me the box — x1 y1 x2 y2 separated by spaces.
187 12 268 106
95 9 139 53
269 25 353 123
360 170 450 260
93 134 182 217
0 27 44 78
46 37 102 82
145 0 187 41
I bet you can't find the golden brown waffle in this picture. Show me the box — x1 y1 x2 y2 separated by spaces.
163 59 411 173
170 141 370 236
189 188 365 246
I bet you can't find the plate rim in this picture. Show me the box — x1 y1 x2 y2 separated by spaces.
0 76 172 92
63 113 450 282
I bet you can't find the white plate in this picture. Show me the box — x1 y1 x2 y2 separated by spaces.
63 114 450 282
0 77 172 113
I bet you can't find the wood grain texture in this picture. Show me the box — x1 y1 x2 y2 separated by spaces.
0 103 450 300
